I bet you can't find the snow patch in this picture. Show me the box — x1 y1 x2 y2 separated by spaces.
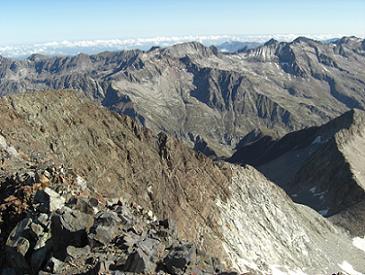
353 237 365 253
338 261 363 275
271 265 308 275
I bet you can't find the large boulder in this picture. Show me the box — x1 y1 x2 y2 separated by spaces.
162 242 197 275
6 218 33 251
89 210 122 246
122 248 154 273
5 214 54 273
50 207 94 260
34 187 65 213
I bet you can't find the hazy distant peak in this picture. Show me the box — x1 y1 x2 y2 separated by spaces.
0 34 356 58
336 36 363 45
162 41 215 58
264 38 279 46
27 53 51 61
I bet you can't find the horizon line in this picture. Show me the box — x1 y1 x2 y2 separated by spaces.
1 33 364 59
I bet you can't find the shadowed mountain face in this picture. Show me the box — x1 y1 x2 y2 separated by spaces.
0 37 365 156
1 91 365 274
229 109 365 234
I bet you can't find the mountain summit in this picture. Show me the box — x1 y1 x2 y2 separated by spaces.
0 37 364 157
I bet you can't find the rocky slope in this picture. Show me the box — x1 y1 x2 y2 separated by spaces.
1 91 365 274
0 36 364 156
0 164 229 274
229 109 365 234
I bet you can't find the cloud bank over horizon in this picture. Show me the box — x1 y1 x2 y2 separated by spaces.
0 33 362 58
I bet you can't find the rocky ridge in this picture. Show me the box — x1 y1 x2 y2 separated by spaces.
0 36 365 156
0 91 365 274
229 109 365 235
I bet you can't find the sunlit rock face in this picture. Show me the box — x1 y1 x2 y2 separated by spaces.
1 37 365 157
0 91 365 273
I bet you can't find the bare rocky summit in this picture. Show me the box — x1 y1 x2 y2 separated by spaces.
0 36 365 156
0 91 365 274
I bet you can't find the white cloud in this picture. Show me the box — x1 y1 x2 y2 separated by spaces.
0 33 362 58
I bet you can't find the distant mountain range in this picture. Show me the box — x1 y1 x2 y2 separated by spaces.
2 35 365 273
1 35 364 157
0 34 355 58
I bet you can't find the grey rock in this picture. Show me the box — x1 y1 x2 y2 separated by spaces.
76 175 88 191
34 231 51 250
43 170 51 179
0 162 233 274
37 213 50 228
34 187 65 212
44 257 65 273
163 242 197 275
13 237 30 256
4 246 31 274
69 197 95 215
52 207 94 232
6 218 32 248
109 235 161 273
117 231 141 252
122 248 155 274
96 211 121 227
24 171 36 185
50 207 94 259
31 245 52 272
90 210 121 245
88 197 99 208
138 237 163 264
113 206 134 226
66 245 91 259
30 222 44 237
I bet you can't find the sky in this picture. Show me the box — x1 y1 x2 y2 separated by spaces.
0 0 364 45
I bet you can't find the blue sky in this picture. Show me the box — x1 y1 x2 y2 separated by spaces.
0 0 364 45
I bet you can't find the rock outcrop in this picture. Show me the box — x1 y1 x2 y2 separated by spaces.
1 91 365 274
0 165 229 274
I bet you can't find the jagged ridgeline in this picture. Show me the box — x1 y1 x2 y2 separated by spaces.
0 36 365 157
229 108 365 233
1 91 365 274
